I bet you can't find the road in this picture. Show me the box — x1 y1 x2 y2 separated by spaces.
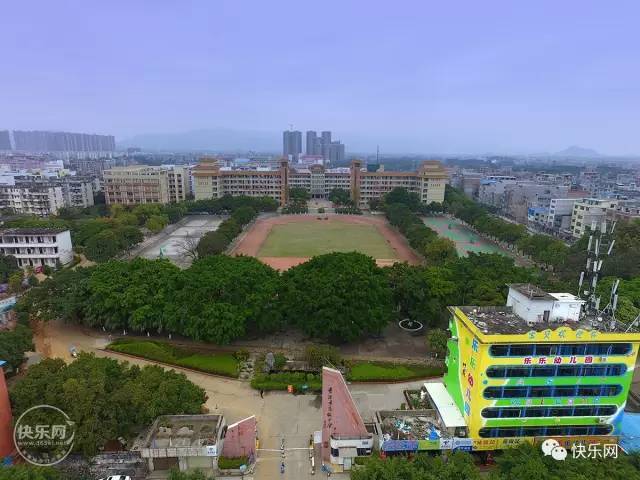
33 321 429 479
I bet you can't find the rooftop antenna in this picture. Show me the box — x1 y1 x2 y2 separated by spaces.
578 219 621 331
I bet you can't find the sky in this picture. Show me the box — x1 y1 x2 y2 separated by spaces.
1 1 639 155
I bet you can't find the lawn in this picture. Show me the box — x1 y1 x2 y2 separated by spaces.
346 361 444 382
107 339 240 378
258 221 397 258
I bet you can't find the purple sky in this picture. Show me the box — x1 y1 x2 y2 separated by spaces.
2 1 639 154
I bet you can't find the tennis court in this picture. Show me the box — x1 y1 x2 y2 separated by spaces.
422 216 507 256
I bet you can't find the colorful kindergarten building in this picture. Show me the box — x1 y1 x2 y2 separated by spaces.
444 283 640 450
322 284 640 471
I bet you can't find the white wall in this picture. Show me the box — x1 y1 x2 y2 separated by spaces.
506 289 555 324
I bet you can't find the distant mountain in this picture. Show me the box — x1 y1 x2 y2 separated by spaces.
119 128 280 153
554 145 602 157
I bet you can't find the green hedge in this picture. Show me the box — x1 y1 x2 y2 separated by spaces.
346 361 444 382
108 339 239 377
251 371 322 392
218 456 249 470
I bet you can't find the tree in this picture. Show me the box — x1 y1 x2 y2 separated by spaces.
217 218 242 241
384 187 421 211
427 328 449 356
352 452 481 480
0 466 65 480
145 214 169 232
288 187 310 202
84 258 181 333
280 252 393 343
10 354 206 457
169 255 283 342
8 270 24 293
177 234 200 261
84 229 121 261
0 253 19 282
197 231 229 257
328 188 352 206
0 324 33 370
169 469 215 480
231 206 257 226
424 237 458 265
386 263 456 327
17 267 93 324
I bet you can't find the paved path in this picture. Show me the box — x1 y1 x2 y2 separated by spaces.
33 320 430 480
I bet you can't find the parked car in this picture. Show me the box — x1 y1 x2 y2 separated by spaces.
98 476 132 480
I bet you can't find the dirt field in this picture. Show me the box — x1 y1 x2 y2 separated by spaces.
231 214 421 270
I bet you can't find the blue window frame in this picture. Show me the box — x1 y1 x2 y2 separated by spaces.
483 384 622 399
478 425 613 438
485 364 626 378
489 343 632 357
481 405 618 418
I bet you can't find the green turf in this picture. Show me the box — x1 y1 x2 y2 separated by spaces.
422 216 508 256
346 361 444 382
258 221 397 258
107 339 240 377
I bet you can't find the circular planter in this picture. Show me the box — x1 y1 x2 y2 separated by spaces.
398 318 424 336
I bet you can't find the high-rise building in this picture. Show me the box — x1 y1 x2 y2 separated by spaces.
282 130 302 161
9 130 115 159
0 131 11 151
306 130 318 155
321 131 331 161
329 142 345 163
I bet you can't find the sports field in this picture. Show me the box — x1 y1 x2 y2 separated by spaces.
258 221 396 258
422 216 507 256
231 214 421 270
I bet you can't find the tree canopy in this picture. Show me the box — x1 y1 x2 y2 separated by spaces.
280 252 394 343
0 324 33 370
0 253 19 283
10 354 206 457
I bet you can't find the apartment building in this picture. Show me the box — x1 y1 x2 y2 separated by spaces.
570 198 618 238
546 198 580 232
103 165 189 205
0 184 64 216
0 228 73 268
193 159 448 206
503 183 569 223
61 177 95 209
607 199 640 223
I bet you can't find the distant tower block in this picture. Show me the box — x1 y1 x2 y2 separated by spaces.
321 367 369 462
0 361 14 458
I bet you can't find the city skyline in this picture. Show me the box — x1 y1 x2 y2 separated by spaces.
2 1 640 155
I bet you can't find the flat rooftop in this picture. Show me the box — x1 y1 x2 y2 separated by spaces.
142 414 222 449
456 305 638 335
0 227 68 235
508 283 554 301
377 410 453 442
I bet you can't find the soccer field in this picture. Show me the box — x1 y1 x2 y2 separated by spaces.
257 220 398 258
